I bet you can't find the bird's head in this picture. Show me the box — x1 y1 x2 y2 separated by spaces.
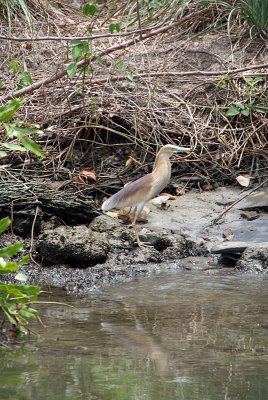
159 144 191 156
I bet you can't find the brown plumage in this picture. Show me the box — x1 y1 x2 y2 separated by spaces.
102 144 191 246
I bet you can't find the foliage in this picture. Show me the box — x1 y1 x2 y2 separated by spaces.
0 99 46 158
225 76 268 117
0 217 41 334
202 0 268 36
0 0 32 28
238 0 268 35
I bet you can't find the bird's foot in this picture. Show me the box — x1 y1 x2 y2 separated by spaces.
136 239 153 248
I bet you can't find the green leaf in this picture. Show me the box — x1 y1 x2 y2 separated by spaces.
0 262 18 275
233 101 245 110
83 3 98 16
17 135 46 158
18 71 33 88
0 150 7 157
4 122 43 139
0 242 23 258
225 107 240 117
0 98 25 122
0 217 11 235
94 54 104 64
9 59 21 74
67 62 77 78
0 79 6 90
1 142 26 152
0 283 41 299
252 105 268 113
15 272 28 282
72 45 83 62
18 255 30 265
20 307 38 319
109 23 121 33
113 59 126 72
241 108 250 116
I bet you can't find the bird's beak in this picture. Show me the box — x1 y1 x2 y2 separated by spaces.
174 146 192 153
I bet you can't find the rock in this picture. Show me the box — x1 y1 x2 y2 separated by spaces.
163 236 207 259
179 255 220 271
36 225 110 267
240 210 259 220
90 214 122 233
236 246 268 273
211 241 268 254
12 210 42 237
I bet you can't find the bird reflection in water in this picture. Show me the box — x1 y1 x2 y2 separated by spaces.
101 321 170 380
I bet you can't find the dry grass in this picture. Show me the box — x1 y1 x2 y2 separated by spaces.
0 1 267 199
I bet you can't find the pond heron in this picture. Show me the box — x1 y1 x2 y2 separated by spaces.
102 144 191 246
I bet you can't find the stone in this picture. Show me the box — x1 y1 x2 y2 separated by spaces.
36 225 110 267
236 246 268 273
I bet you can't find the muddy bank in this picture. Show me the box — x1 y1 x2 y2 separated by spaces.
1 186 267 293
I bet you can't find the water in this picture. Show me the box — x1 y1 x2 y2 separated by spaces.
1 270 268 400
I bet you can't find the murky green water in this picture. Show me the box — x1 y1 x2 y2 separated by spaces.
1 270 268 400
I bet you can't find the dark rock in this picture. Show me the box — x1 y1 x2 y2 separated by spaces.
12 210 42 237
240 211 259 221
179 255 220 271
236 246 268 273
36 225 110 267
163 236 207 259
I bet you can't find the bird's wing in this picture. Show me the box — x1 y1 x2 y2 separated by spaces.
102 174 153 211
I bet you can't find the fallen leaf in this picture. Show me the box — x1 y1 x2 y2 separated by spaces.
106 211 118 219
125 157 133 167
236 174 251 187
202 183 214 191
240 210 259 220
80 168 96 181
223 228 234 240
160 192 176 200
175 186 186 196
119 206 150 222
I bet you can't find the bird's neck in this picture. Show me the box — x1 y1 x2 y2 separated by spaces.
152 151 171 181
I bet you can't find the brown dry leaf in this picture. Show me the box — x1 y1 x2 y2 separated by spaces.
223 228 234 240
160 192 176 200
119 206 149 222
73 175 86 185
214 152 222 161
202 183 214 191
106 211 118 219
175 186 186 196
240 211 259 221
236 174 251 187
125 157 133 167
80 168 96 181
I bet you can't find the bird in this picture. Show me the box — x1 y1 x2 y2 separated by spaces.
102 144 191 247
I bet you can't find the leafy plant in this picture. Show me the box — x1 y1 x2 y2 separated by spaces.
67 40 92 78
202 0 268 36
225 76 268 117
83 2 98 17
0 98 46 158
238 0 268 36
0 0 32 28
8 59 33 89
0 217 41 334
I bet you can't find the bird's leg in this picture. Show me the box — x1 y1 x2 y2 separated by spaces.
132 206 152 248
